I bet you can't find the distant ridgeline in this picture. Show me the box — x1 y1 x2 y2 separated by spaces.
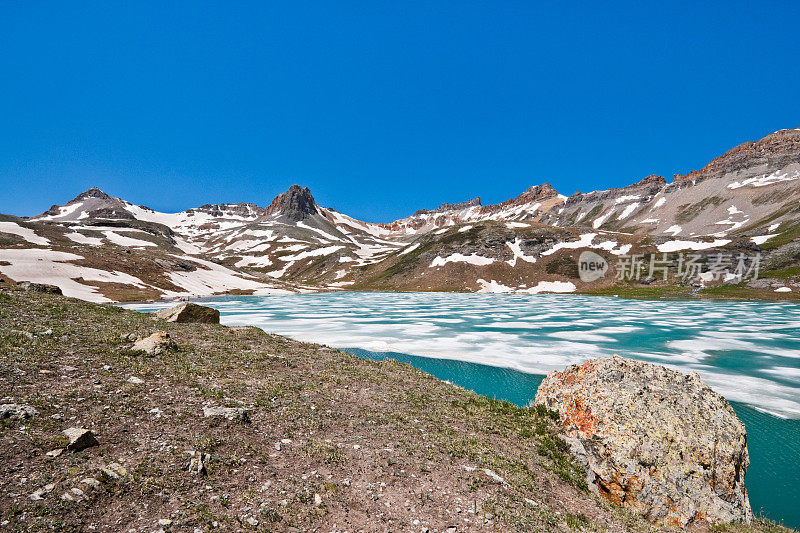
1 128 800 301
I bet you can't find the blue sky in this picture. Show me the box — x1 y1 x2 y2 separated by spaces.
2 1 799 222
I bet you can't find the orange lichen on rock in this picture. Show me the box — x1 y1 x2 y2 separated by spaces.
534 356 752 527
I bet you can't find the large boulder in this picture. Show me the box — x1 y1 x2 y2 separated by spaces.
155 302 220 324
17 281 62 295
534 355 751 527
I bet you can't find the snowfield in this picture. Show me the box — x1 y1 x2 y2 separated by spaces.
0 221 50 246
0 248 148 302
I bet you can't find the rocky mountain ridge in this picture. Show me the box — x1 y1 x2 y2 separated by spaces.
2 128 800 301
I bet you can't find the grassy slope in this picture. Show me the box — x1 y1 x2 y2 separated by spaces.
0 288 793 532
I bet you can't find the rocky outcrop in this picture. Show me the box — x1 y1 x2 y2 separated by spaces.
187 202 266 219
675 128 800 183
413 198 482 216
155 302 220 324
265 185 318 221
534 355 752 527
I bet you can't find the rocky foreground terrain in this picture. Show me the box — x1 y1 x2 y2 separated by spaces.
0 286 794 532
2 128 800 302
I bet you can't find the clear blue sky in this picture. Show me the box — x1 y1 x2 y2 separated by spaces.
2 1 799 222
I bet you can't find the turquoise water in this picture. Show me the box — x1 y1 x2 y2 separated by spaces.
127 292 800 529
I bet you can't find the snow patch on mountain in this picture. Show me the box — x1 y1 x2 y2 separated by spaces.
541 233 597 256
0 222 50 245
0 248 148 302
101 231 157 248
64 232 104 246
431 253 495 267
656 239 732 252
505 238 537 266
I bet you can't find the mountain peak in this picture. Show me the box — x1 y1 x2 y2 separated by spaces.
513 183 559 204
265 185 318 221
74 187 113 202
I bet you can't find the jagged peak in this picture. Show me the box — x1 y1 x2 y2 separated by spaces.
265 184 318 221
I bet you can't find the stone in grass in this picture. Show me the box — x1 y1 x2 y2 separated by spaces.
100 462 128 481
131 331 176 355
535 355 752 527
60 478 101 503
202 406 251 423
80 478 101 490
154 302 220 324
29 483 55 501
0 404 38 420
61 487 86 502
63 428 99 452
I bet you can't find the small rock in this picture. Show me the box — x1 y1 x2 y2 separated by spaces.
246 517 258 527
46 448 63 458
202 406 250 423
63 428 98 452
0 404 38 420
127 376 144 384
80 478 101 490
154 303 220 324
29 483 55 500
61 487 85 501
100 462 128 481
313 493 323 507
158 519 173 527
185 450 210 475
131 331 176 356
